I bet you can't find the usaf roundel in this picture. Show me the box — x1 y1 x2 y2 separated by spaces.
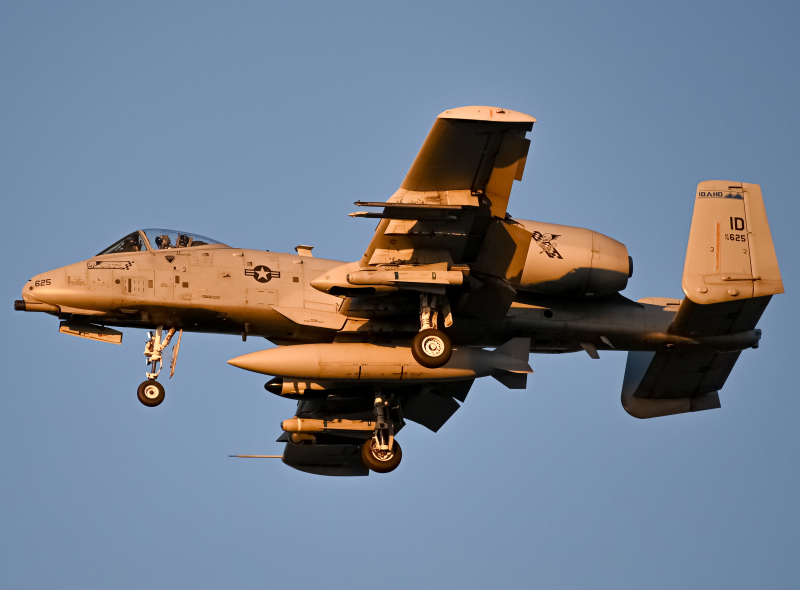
245 265 281 283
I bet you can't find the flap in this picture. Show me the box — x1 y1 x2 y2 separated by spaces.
473 219 533 286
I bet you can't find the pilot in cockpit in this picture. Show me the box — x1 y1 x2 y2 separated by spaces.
154 235 172 249
122 235 141 252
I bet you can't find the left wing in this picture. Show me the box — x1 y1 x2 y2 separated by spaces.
351 107 535 319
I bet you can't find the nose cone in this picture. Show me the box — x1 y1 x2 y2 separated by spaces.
228 349 289 375
227 353 261 372
310 262 362 294
310 274 331 294
228 345 321 379
23 272 62 305
22 260 114 313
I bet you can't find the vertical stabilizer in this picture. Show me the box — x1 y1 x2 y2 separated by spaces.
683 181 783 304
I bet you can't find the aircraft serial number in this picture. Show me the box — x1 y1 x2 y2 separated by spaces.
724 233 747 242
34 278 52 287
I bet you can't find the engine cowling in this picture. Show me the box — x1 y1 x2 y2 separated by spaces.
514 220 631 296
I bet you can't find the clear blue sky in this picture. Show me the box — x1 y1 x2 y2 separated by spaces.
2 1 798 588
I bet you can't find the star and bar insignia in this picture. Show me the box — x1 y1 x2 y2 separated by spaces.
245 265 281 283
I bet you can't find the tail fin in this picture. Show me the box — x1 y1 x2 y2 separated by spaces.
621 181 782 419
672 181 783 338
682 181 783 304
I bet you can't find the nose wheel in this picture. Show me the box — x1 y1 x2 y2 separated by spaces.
137 326 182 407
137 380 165 407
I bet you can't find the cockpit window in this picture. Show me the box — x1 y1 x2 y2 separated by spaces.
141 229 224 250
97 231 146 255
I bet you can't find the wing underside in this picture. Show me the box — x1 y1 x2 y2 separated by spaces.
279 380 473 476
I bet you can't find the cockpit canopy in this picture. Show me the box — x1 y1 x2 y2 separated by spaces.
97 229 226 255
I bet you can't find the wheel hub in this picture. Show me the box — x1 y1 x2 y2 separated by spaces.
143 384 160 399
421 335 445 357
370 441 395 462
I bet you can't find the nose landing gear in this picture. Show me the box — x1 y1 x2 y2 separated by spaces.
137 380 165 407
137 326 182 407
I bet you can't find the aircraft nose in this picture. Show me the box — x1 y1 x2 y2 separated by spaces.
16 276 62 314
24 274 58 303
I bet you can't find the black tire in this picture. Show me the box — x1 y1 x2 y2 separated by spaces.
361 439 402 473
137 380 165 407
411 329 452 368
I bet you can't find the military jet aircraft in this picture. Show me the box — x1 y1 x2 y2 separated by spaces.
16 106 784 476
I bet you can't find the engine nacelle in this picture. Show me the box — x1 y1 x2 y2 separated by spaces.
514 220 631 296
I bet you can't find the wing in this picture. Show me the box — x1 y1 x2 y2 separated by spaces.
351 107 536 320
277 380 473 476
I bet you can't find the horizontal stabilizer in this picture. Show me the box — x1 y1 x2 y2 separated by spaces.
621 349 740 419
669 295 772 338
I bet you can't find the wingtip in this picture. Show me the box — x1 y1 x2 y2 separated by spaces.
438 106 536 123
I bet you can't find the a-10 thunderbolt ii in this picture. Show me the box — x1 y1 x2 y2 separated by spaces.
16 106 784 476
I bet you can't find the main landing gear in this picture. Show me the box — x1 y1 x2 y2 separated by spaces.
137 326 182 407
362 388 403 473
411 293 453 369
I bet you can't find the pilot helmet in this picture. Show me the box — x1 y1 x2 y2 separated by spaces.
155 234 171 249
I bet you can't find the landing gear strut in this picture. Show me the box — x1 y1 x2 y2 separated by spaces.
411 293 452 368
137 326 182 407
362 388 403 473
